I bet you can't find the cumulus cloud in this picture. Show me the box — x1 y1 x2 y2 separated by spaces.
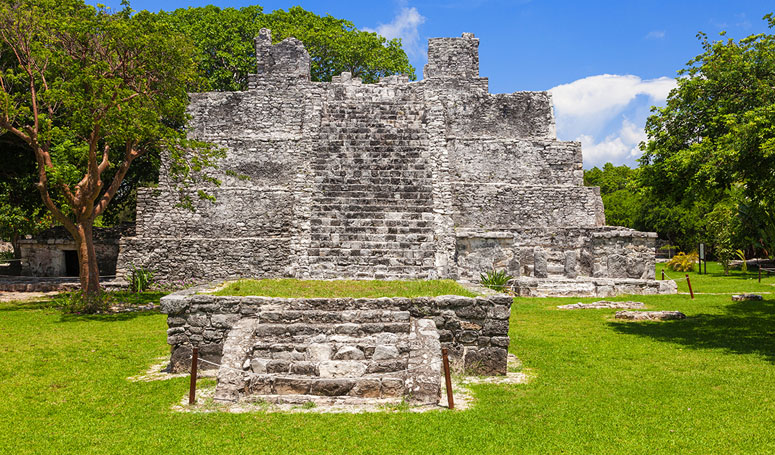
549 74 676 167
550 74 675 118
577 119 647 167
645 30 666 40
364 6 426 57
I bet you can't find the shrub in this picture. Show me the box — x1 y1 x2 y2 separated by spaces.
666 251 698 272
479 268 513 291
735 249 748 273
129 264 154 292
56 291 112 314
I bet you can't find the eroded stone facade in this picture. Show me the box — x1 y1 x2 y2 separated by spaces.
118 31 670 295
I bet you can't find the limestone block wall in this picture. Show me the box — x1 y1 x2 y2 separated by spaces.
454 227 657 281
161 289 512 376
447 138 583 186
451 184 604 229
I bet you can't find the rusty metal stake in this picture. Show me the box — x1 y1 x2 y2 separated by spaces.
686 274 694 299
441 347 454 410
661 269 665 280
189 347 199 405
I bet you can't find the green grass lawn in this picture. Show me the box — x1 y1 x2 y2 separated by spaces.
1 264 774 454
210 278 478 298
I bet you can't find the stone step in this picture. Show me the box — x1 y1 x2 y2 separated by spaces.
312 208 433 217
245 375 406 397
312 170 431 178
308 244 435 253
315 183 430 192
306 255 435 267
309 236 433 245
254 322 411 338
308 227 433 236
306 265 436 280
311 217 434 227
251 338 411 356
258 309 411 325
250 343 410 364
311 214 433 223
314 177 432 185
313 150 428 157
247 358 409 377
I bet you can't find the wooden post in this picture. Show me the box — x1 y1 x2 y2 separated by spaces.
759 266 762 283
441 348 454 410
686 274 694 300
189 347 199 405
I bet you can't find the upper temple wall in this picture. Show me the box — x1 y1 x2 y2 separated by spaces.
424 33 480 79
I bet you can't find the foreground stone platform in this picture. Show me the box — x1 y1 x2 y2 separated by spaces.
161 286 512 405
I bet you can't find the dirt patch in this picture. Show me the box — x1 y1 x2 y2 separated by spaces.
0 291 59 303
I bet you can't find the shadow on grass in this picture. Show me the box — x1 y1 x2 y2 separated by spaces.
57 309 161 323
0 299 59 312
608 298 775 363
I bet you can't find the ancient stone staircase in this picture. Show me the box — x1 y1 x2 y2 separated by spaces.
214 302 441 403
308 98 435 279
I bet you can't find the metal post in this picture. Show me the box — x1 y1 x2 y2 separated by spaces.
189 347 199 405
441 348 454 410
759 266 762 283
686 274 694 299
661 269 665 280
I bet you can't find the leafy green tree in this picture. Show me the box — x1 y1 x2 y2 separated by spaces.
707 198 742 274
158 5 416 91
0 0 222 294
639 14 775 255
0 134 52 273
584 163 642 228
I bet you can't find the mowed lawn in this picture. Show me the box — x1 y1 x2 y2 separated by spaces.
1 264 774 454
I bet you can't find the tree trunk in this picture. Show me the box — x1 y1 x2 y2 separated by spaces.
9 233 21 276
74 222 100 295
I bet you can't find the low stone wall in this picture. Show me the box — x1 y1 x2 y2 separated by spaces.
161 288 513 376
510 276 677 297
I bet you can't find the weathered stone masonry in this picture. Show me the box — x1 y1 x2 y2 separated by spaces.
161 289 512 403
118 31 674 295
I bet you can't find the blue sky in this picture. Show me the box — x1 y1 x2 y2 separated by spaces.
99 0 775 168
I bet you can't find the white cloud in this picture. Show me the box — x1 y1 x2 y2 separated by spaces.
364 6 426 57
577 119 647 167
550 74 675 118
549 74 676 167
645 30 666 40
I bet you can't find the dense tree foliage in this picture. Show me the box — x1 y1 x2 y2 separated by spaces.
633 14 775 257
158 5 416 91
0 134 52 273
0 0 222 293
583 163 641 228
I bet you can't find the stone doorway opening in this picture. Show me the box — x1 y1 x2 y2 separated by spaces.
63 250 79 277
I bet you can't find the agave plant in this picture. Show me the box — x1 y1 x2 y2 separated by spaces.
479 268 514 291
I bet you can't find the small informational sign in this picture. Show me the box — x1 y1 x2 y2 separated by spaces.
699 243 705 260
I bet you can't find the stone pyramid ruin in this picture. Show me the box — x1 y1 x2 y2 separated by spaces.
119 30 676 296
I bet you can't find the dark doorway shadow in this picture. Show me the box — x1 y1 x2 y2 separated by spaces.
608 298 775 363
